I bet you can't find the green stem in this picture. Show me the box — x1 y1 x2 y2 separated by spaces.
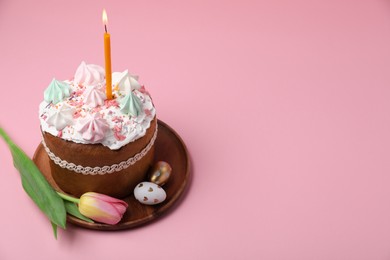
0 127 12 146
57 192 80 204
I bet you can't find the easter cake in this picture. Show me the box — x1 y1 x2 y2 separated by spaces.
39 62 157 198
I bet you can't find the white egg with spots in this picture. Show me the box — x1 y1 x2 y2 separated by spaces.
134 182 167 205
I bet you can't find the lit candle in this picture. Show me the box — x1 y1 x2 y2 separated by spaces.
102 9 112 100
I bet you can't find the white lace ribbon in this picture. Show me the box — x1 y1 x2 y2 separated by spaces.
41 125 158 175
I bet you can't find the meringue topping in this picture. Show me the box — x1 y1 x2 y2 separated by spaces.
39 63 156 150
112 70 141 94
44 78 71 104
74 61 105 86
76 113 110 143
46 103 75 131
83 85 106 108
120 91 143 117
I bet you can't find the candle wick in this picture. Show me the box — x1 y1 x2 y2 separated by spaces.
104 24 108 33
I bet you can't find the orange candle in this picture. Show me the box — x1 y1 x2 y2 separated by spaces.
102 9 112 100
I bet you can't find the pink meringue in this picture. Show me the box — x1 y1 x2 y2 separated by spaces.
74 61 105 86
76 113 109 143
83 85 106 108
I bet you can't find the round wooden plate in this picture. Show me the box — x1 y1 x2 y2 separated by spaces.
32 119 191 230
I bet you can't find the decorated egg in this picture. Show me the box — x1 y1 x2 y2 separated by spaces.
134 182 167 205
148 161 172 186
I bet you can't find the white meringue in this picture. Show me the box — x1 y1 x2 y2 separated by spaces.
46 103 75 131
112 70 141 94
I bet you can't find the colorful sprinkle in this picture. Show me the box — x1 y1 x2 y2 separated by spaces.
145 109 152 117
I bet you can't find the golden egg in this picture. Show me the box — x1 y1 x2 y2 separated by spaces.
148 161 172 186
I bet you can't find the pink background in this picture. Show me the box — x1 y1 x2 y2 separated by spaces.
1 0 390 259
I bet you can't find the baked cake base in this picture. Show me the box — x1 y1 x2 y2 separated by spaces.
42 117 157 198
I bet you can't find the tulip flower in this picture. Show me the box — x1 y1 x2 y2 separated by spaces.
58 192 128 225
78 192 128 224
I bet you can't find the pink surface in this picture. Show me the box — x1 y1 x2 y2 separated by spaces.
1 0 390 259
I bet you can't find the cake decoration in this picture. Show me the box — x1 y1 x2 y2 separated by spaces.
76 113 110 142
148 161 172 186
46 103 75 131
133 161 172 205
134 182 167 205
129 75 141 90
119 91 143 117
44 78 71 104
39 63 156 150
112 70 141 93
83 84 106 107
74 61 105 86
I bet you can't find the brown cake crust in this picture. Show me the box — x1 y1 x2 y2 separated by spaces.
43 117 157 198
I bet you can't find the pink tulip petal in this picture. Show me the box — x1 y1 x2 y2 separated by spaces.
114 203 128 215
84 192 128 205
83 200 121 224
79 192 128 225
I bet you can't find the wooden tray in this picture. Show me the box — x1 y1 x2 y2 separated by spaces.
32 119 191 230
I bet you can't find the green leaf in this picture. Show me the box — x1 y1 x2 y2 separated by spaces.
0 127 67 229
51 222 58 239
64 201 94 223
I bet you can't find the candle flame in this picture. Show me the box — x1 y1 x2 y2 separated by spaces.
102 9 108 26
